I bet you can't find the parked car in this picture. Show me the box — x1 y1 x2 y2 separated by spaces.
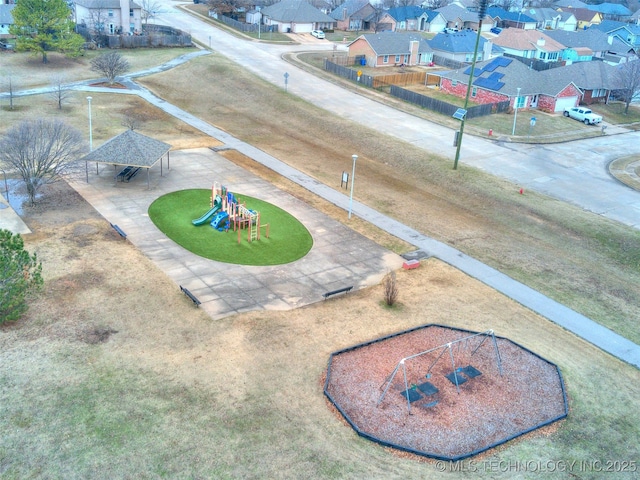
443 27 458 34
311 30 325 39
563 107 603 125
490 27 502 34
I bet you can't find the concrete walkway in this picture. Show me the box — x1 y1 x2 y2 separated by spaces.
2 52 639 369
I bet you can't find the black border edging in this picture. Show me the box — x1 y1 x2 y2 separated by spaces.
323 323 569 461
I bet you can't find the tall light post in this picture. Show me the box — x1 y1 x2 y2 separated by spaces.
453 0 489 170
348 154 358 219
86 96 93 183
512 87 521 136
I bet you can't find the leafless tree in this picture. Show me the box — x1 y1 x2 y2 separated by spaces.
493 0 516 10
48 75 72 110
86 2 108 42
0 119 86 205
207 0 249 16
121 115 145 131
90 51 130 85
613 56 640 114
140 0 161 25
423 0 449 9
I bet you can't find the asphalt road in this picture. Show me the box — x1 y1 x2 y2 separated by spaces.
154 3 640 230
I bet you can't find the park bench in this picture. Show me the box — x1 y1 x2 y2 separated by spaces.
322 285 353 300
110 223 127 239
180 285 201 307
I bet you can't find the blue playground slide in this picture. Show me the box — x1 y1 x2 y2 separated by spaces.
210 211 229 230
192 196 222 226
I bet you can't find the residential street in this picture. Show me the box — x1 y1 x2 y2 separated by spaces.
153 2 640 230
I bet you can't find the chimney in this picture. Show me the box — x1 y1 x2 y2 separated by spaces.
537 37 545 47
120 0 131 33
343 7 347 20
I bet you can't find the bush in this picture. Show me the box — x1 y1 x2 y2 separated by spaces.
382 270 398 306
0 229 43 324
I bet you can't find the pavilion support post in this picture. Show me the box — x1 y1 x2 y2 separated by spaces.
147 169 150 190
160 157 163 177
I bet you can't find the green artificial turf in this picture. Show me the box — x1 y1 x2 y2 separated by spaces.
148 189 313 265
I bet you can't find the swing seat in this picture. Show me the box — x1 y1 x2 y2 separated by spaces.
461 365 482 378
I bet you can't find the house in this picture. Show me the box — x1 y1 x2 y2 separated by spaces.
74 0 142 35
435 4 489 32
545 28 612 61
487 7 537 31
586 2 632 22
525 7 577 31
429 30 497 63
631 9 640 26
436 56 583 112
347 31 434 66
491 28 566 64
330 0 377 31
381 7 446 33
538 61 618 104
0 3 15 36
261 0 335 33
556 7 603 30
606 24 640 51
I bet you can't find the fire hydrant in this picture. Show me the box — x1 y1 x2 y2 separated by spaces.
489 129 493 136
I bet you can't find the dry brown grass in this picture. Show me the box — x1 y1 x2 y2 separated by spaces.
137 54 640 344
2 180 638 478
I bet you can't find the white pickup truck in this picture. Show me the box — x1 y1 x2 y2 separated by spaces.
563 107 603 125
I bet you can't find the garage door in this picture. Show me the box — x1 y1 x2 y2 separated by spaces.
554 96 578 112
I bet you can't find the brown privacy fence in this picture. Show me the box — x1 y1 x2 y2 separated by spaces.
324 59 509 119
391 85 511 119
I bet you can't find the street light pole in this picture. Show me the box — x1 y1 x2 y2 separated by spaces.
86 96 93 183
452 0 488 170
348 154 358 219
512 87 521 136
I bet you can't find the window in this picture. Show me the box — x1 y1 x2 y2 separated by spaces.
383 55 389 64
395 55 400 63
465 53 473 62
404 54 409 63
592 89 606 97
130 8 133 17
471 86 477 97
108 9 114 17
515 95 526 108
452 79 457 87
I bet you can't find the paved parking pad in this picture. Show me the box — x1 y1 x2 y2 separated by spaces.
69 148 404 319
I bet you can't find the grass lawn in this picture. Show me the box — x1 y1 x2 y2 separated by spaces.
148 189 312 265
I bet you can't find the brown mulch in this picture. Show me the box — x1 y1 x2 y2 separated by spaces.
325 325 568 459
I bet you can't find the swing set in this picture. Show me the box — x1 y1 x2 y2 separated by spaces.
377 329 503 414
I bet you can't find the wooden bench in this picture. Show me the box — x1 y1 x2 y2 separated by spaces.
322 285 353 299
180 285 201 307
110 223 127 239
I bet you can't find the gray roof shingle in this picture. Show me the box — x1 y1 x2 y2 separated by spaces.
82 130 171 167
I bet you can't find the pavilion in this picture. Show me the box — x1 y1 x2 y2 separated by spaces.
81 130 172 188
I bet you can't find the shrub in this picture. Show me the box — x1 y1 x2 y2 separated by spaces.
382 270 398 307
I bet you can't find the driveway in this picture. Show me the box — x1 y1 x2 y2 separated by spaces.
152 2 640 230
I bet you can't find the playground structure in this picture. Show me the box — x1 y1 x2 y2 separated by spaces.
192 183 270 244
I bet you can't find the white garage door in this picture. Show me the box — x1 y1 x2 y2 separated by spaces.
554 96 578 112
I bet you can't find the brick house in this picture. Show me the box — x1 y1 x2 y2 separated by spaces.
348 31 434 66
436 56 583 112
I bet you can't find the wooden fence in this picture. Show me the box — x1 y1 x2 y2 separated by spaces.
390 85 510 119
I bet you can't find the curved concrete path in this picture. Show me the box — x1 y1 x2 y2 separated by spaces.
2 52 638 369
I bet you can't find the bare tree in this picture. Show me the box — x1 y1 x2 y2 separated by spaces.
48 75 72 110
140 0 161 25
423 0 449 9
613 56 640 114
0 119 86 205
207 0 249 16
90 51 130 85
121 115 144 131
86 2 109 43
382 271 399 306
3 74 16 111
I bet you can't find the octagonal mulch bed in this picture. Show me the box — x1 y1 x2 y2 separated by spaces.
324 325 568 460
